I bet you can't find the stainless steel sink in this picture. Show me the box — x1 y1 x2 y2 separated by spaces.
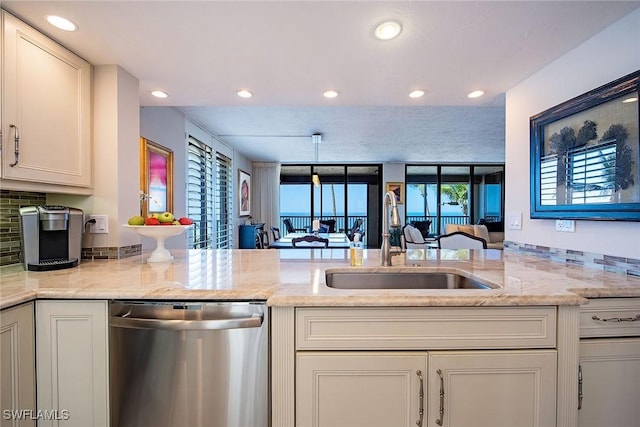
325 271 495 290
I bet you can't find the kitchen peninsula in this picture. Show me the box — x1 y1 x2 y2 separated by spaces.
2 248 640 427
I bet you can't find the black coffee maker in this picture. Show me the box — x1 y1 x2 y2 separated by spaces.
18 205 83 271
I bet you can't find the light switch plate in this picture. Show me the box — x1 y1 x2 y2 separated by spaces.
508 212 522 230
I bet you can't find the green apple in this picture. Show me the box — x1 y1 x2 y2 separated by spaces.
158 212 175 223
149 213 160 220
128 215 145 225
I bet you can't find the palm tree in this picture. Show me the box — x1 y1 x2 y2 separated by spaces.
408 183 430 216
441 184 469 217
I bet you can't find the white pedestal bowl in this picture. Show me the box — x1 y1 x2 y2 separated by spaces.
123 225 192 262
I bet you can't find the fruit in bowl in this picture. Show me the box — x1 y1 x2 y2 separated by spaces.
158 212 175 223
145 217 161 225
178 217 193 225
128 213 193 226
128 215 145 226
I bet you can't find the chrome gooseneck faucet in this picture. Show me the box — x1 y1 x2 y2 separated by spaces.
381 191 402 266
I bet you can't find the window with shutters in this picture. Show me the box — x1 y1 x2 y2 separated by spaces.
569 140 617 204
539 140 618 206
187 137 214 248
216 152 233 249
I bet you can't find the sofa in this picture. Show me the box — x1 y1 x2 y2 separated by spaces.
445 222 504 250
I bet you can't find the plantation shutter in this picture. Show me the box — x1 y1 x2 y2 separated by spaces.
187 136 214 248
216 152 233 248
569 140 617 204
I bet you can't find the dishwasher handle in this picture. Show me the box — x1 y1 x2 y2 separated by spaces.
110 313 263 331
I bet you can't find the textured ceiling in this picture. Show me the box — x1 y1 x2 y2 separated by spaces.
4 1 639 163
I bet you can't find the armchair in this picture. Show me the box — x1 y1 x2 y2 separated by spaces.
402 224 430 249
271 226 281 242
445 223 503 249
319 219 336 233
411 220 432 239
283 218 306 235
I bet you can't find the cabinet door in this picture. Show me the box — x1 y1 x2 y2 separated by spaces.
297 352 427 427
428 350 557 427
36 300 108 427
579 338 640 427
1 302 36 427
2 11 92 188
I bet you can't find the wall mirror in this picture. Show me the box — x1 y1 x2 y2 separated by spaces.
530 70 640 221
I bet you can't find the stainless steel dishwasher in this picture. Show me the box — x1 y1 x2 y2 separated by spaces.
109 300 268 427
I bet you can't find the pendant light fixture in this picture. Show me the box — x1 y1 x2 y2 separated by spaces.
311 133 322 187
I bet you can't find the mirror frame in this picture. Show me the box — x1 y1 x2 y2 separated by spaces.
529 70 640 221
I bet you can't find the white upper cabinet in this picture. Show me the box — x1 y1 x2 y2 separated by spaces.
1 11 92 193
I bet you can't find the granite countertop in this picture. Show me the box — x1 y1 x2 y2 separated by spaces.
1 248 640 310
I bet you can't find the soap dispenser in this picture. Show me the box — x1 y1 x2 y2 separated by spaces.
350 233 363 267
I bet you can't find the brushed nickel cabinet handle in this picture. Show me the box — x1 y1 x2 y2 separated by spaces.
9 124 20 167
592 314 640 322
578 365 583 410
416 370 424 427
435 368 445 426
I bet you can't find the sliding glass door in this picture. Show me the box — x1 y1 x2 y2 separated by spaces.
280 165 382 247
406 164 504 236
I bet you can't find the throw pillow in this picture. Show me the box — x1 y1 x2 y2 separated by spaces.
445 224 459 234
458 225 474 235
409 226 425 244
473 224 491 242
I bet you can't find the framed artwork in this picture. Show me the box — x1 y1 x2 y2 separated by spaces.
140 137 173 218
239 169 251 217
386 182 404 204
530 70 640 221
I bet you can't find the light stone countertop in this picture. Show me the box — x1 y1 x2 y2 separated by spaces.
1 248 640 310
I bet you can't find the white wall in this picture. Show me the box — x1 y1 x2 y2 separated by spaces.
505 9 640 259
139 107 188 250
51 65 140 249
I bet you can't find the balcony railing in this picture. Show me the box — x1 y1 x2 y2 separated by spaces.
406 215 469 236
279 215 365 236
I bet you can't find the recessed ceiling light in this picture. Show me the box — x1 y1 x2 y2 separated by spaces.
151 90 169 99
46 15 78 31
409 90 425 98
237 89 253 98
622 96 638 103
323 90 339 98
374 21 402 41
467 90 485 99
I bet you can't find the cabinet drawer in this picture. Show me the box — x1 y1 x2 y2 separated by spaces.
580 298 640 338
296 307 556 350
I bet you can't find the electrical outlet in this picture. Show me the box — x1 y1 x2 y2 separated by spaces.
89 214 109 234
555 219 575 232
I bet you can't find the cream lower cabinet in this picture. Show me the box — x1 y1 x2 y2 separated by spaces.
35 300 108 427
428 350 557 427
297 352 427 427
296 350 557 427
0 302 36 427
578 298 640 427
293 307 559 427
